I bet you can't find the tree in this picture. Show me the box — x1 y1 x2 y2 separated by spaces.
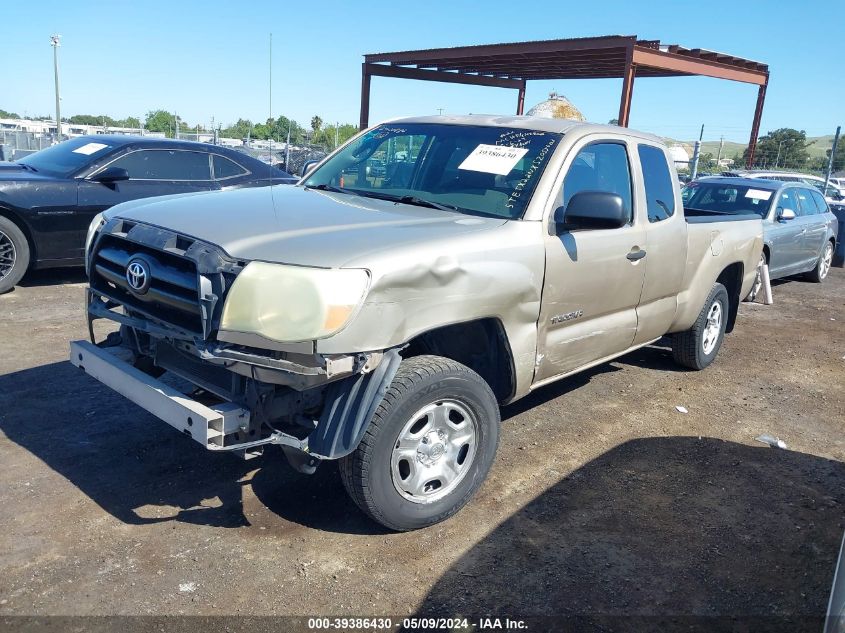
145 110 176 137
0 109 20 119
697 152 715 171
608 118 619 125
311 115 323 135
744 128 810 170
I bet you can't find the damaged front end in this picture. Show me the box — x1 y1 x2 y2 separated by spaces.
71 219 399 472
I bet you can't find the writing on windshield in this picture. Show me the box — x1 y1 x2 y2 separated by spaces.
304 123 562 220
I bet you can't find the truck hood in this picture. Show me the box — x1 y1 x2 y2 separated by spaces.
108 185 508 268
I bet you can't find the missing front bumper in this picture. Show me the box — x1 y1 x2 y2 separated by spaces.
69 340 307 460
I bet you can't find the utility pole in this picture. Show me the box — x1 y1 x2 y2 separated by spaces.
335 122 339 149
285 123 291 172
699 124 705 142
775 140 785 169
174 113 180 139
690 140 702 181
50 35 62 143
824 126 841 193
716 136 724 167
268 33 273 158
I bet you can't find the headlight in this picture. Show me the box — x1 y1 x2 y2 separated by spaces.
84 212 105 268
219 262 369 343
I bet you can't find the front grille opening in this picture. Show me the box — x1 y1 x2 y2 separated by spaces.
90 234 203 334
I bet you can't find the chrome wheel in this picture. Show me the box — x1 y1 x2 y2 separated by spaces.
0 229 16 281
819 242 833 280
702 300 722 355
391 399 478 504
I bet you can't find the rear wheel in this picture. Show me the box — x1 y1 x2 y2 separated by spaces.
805 240 833 283
0 216 30 294
672 283 729 370
339 355 500 531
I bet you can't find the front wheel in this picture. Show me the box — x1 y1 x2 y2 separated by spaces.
805 240 834 283
339 355 500 531
672 283 729 370
0 216 30 294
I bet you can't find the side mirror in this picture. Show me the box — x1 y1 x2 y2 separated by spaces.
299 160 320 178
778 208 796 221
92 167 129 183
556 191 628 232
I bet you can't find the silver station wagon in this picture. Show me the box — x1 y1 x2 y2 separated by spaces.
684 177 838 297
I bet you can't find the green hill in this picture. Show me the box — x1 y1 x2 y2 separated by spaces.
665 135 835 162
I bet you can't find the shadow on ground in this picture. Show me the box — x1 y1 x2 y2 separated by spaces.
415 436 844 632
19 267 88 288
0 360 378 534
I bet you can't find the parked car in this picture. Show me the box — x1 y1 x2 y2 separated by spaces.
0 135 296 293
722 169 845 203
71 116 762 530
684 177 838 299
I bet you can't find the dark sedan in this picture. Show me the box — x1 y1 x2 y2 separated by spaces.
0 135 296 293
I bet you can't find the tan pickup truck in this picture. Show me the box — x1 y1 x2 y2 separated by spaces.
72 115 763 530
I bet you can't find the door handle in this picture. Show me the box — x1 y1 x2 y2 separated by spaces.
627 248 647 261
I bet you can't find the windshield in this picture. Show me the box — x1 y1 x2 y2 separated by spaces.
304 123 562 219
17 137 116 176
682 182 775 217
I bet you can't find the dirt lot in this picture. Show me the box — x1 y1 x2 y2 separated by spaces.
0 267 843 630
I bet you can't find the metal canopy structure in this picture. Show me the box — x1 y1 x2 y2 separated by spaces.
360 35 769 166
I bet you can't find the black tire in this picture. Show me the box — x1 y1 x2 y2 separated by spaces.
339 355 500 531
804 240 834 283
0 216 30 294
672 283 729 370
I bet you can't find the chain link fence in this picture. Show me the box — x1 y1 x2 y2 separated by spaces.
0 129 330 175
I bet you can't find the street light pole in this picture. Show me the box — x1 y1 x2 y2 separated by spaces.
50 35 62 143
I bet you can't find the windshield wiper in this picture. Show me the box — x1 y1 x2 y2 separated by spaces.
396 195 460 212
351 189 460 212
305 183 359 196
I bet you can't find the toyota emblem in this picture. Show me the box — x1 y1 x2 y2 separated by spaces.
125 258 151 294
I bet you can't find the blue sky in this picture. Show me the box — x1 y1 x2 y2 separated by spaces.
2 0 841 142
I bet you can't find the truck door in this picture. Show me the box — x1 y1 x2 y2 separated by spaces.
535 139 646 384
631 143 687 344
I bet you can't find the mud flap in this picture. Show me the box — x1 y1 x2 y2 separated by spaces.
308 348 402 459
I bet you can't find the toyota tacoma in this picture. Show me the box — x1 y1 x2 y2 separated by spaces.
71 115 763 530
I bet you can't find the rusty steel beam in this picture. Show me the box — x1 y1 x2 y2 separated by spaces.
365 35 637 64
618 45 636 127
365 63 524 89
632 46 767 85
746 81 768 168
359 64 372 130
517 81 526 115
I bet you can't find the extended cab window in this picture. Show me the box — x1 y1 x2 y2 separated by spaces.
637 144 675 222
562 142 632 223
109 150 212 181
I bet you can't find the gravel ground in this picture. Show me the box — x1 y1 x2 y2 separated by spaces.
0 267 843 631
